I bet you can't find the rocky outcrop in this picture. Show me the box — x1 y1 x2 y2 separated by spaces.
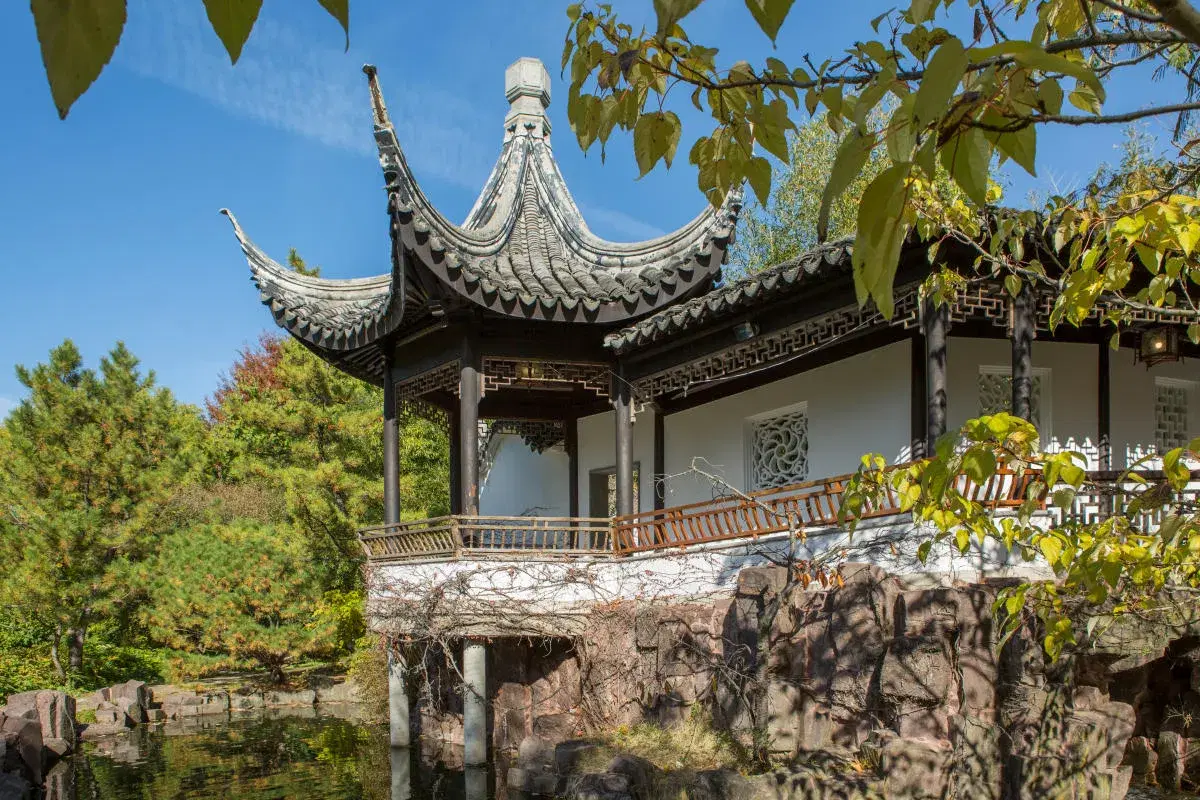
414 563 1165 800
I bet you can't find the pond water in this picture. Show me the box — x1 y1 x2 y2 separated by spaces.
49 708 505 800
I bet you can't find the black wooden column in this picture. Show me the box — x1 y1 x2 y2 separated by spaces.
459 343 482 517
1011 286 1035 421
653 409 666 510
566 417 579 518
1098 339 1112 470
383 364 401 525
448 407 462 515
910 333 928 459
613 372 635 517
923 297 950 453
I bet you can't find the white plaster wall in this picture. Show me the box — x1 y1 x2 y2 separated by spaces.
659 340 914 508
479 434 570 516
576 406 657 515
948 337 1200 468
1110 351 1199 467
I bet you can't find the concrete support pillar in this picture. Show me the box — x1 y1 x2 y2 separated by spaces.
463 640 488 767
1010 286 1035 421
464 766 488 800
387 647 410 749
390 745 411 800
614 372 635 517
923 297 950 454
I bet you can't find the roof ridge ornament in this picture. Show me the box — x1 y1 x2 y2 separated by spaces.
362 64 391 128
504 57 551 143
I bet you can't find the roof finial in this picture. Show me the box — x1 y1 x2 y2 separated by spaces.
363 64 391 128
504 57 551 142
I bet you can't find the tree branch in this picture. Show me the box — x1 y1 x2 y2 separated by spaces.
1145 0 1200 46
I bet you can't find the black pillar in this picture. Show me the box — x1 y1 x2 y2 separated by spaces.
923 297 949 454
449 407 462 515
653 409 666 510
383 368 401 525
566 417 579 518
614 372 635 517
1098 339 1112 470
910 333 928 459
459 344 482 516
1011 286 1035 421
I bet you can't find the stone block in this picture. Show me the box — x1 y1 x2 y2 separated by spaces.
43 737 71 759
1123 736 1156 783
110 681 148 722
230 692 265 711
316 680 361 705
263 689 316 707
146 709 166 722
880 737 951 800
1 714 43 784
562 772 632 800
506 767 532 791
91 703 123 726
949 714 1002 800
533 712 577 742
530 773 559 795
1156 730 1186 790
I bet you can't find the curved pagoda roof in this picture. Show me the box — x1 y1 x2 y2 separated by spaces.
224 57 741 383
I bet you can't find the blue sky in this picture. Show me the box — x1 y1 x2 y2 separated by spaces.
0 0 1185 415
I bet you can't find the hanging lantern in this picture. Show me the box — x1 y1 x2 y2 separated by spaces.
1136 326 1182 368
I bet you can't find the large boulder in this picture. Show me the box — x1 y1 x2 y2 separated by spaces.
109 680 149 724
0 713 43 785
561 772 633 800
263 689 316 708
2 690 75 755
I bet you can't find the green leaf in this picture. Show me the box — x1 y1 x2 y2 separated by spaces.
203 0 264 64
1005 275 1023 297
818 129 875 242
907 0 937 24
633 112 682 176
745 156 773 205
993 124 1036 177
913 37 966 126
316 0 350 49
939 126 991 206
31 0 127 119
1038 535 1063 567
916 540 932 563
654 0 704 35
962 449 996 485
1068 84 1102 115
744 0 796 42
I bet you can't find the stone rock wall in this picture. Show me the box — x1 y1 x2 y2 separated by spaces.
413 563 1179 799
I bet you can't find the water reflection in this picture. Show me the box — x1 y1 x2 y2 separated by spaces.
57 708 504 800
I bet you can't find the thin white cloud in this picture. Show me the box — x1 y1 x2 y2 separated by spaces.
579 205 668 241
0 397 16 420
119 1 495 189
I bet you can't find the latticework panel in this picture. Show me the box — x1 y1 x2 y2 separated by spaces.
482 358 611 398
749 407 810 490
1155 381 1190 452
978 368 1044 430
396 361 461 400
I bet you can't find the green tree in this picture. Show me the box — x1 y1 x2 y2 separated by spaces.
207 334 450 593
136 520 331 683
0 340 203 679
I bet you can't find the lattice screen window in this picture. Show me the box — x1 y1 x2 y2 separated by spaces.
1155 380 1191 452
748 404 810 490
978 367 1046 432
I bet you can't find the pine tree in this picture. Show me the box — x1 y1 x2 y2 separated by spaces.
0 341 203 678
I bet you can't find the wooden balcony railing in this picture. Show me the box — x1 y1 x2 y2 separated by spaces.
610 465 1034 555
358 515 612 562
358 466 1192 563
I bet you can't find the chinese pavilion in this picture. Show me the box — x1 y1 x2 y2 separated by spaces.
225 57 1197 767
